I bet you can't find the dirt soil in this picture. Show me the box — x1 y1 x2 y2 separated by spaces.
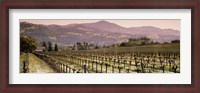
20 53 55 73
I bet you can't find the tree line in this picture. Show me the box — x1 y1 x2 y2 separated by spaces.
20 35 180 52
20 35 59 53
42 41 58 52
71 42 99 50
20 36 37 53
119 37 180 47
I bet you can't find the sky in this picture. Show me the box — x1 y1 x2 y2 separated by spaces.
20 19 181 31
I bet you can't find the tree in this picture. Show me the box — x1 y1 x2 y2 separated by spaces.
48 41 53 51
54 43 58 51
140 37 150 43
20 36 37 52
76 42 83 50
120 42 126 47
85 42 88 50
149 41 154 45
128 38 137 42
76 42 81 46
42 41 47 52
154 42 160 44
103 45 106 48
171 40 180 43
42 41 47 48
72 44 78 50
112 44 116 47
95 45 99 49
83 42 88 50
141 42 146 45
163 42 169 44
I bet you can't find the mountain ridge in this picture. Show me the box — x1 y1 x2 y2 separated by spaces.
20 21 180 46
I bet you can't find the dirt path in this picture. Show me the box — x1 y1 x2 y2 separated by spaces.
20 53 56 73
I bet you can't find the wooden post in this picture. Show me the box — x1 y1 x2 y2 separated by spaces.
173 65 178 73
65 65 68 73
69 67 71 73
60 63 62 73
169 60 172 71
114 59 116 65
92 61 94 71
118 59 120 66
141 62 145 73
124 60 126 69
63 64 66 73
58 63 61 73
127 69 130 73
23 60 26 73
96 62 98 73
136 68 141 73
72 68 76 73
23 60 29 73
152 64 156 72
134 58 138 66
162 65 165 73
146 59 149 68
83 64 86 73
129 61 132 69
118 66 122 73
105 64 108 73
61 63 63 73
100 63 103 73
112 66 115 73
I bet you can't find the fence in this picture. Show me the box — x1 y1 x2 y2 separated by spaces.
33 51 180 73
23 53 29 73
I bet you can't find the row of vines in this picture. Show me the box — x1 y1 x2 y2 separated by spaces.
34 50 180 73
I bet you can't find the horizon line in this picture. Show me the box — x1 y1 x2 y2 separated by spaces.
20 19 181 31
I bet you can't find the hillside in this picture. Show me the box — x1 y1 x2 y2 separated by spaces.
20 21 180 46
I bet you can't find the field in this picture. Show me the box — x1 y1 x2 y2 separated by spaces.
20 53 55 73
29 43 180 73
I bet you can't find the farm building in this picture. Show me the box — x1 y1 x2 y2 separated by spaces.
35 46 45 52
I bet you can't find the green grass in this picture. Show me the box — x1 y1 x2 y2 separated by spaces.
90 43 179 53
20 53 26 73
42 43 180 73
20 53 55 73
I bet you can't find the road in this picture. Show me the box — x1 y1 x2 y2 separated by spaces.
20 53 56 73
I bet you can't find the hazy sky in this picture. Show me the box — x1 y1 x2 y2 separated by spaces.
20 19 180 31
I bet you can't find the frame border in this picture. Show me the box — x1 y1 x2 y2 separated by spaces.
1 0 199 93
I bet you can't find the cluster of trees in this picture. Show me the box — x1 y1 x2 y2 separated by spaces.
20 36 59 52
20 36 38 53
119 37 180 47
20 35 180 52
42 41 58 52
74 42 89 50
120 37 152 47
171 40 180 43
72 42 99 50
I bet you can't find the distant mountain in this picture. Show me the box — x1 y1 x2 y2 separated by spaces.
83 21 180 36
83 20 127 33
20 21 180 46
128 26 180 36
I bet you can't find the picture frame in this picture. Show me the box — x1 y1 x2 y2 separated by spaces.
0 0 199 93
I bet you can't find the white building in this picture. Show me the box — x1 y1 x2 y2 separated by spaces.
35 46 45 52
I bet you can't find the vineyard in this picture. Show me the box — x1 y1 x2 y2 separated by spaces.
32 44 180 73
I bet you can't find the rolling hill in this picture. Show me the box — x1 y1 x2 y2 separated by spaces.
20 21 180 46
